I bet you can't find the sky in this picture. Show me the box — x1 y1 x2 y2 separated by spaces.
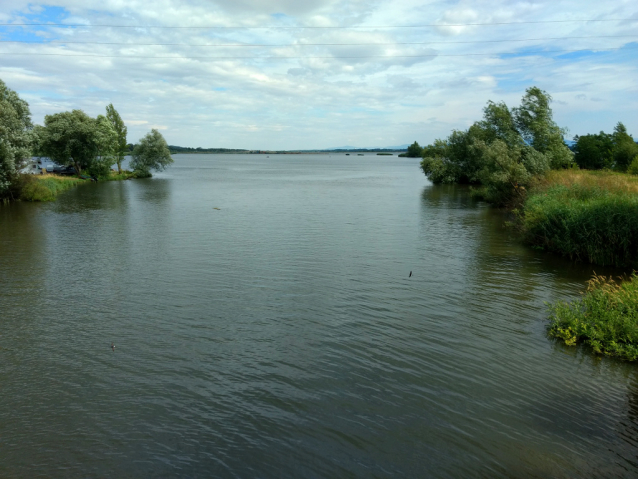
0 1 637 150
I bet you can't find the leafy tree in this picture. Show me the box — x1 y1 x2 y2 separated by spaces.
612 122 638 171
131 129 173 177
0 78 33 200
405 141 424 158
513 87 573 169
572 132 614 170
39 110 117 175
105 104 128 174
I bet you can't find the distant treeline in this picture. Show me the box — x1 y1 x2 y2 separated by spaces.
167 145 249 154
165 145 406 154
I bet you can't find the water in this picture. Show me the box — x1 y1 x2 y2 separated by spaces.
1 154 637 477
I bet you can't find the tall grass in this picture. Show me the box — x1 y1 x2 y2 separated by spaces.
548 273 638 361
18 174 87 201
521 170 638 269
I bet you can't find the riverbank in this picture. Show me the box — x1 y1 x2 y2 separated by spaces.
520 169 638 270
17 170 141 202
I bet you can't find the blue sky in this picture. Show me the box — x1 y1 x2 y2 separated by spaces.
1 1 637 149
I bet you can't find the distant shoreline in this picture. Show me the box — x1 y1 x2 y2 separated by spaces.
167 149 408 155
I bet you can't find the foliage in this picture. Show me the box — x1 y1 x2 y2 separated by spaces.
548 273 638 361
18 174 86 202
0 78 33 201
405 141 424 158
627 156 638 175
106 104 128 173
131 129 174 176
420 87 569 204
572 132 614 170
521 170 638 268
612 122 638 172
38 109 117 175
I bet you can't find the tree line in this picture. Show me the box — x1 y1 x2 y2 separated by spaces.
1 78 173 202
416 86 637 204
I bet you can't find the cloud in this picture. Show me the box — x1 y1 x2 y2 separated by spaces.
0 1 637 148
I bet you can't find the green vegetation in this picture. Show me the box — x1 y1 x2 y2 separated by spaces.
0 79 33 203
548 274 638 361
420 87 572 205
17 174 87 201
572 122 638 171
106 103 128 174
399 141 424 158
131 129 174 177
377 152 393 155
0 76 174 203
521 170 638 269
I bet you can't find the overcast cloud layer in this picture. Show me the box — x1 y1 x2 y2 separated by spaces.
1 1 637 149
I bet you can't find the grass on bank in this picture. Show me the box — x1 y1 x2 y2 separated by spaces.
520 170 638 269
548 273 638 361
18 170 142 202
18 174 87 201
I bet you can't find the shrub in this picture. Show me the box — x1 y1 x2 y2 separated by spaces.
627 155 638 176
548 273 638 361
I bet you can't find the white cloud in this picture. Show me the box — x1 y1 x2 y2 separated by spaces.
0 1 637 148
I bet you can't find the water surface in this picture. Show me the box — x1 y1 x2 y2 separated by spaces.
1 154 637 477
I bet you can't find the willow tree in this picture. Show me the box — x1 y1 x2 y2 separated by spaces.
39 109 117 175
131 129 173 177
106 103 127 174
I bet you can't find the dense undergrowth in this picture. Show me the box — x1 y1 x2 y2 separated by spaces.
520 170 638 269
548 273 638 361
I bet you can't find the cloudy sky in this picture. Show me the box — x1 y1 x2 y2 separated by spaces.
1 1 637 149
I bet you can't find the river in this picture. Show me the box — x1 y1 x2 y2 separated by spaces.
1 154 636 477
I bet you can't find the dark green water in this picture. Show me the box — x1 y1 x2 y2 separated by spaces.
1 154 637 477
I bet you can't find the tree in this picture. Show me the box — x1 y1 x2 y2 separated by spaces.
405 141 424 158
0 78 33 200
105 104 128 174
513 87 573 169
612 122 638 171
572 132 614 170
131 129 173 177
39 109 117 175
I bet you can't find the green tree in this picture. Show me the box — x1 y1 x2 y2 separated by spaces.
131 129 173 177
405 141 424 158
612 122 638 171
39 110 117 175
0 79 33 200
572 132 614 170
105 104 128 174
513 87 573 169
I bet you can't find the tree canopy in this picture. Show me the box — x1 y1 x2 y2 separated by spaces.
38 109 117 175
0 79 33 199
131 129 173 176
420 87 571 204
106 104 128 173
572 122 638 171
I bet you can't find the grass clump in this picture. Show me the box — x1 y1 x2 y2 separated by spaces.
521 170 638 269
548 273 638 361
18 174 87 202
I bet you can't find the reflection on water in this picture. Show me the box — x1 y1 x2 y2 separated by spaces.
0 154 637 477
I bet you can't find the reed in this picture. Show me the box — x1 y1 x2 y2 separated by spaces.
548 273 638 361
521 170 638 269
19 174 87 201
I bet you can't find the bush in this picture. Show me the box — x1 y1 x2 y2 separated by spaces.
628 156 638 175
548 273 638 361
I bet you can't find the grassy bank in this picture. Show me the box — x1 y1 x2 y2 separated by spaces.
18 174 88 201
18 170 141 202
521 170 638 269
548 273 638 361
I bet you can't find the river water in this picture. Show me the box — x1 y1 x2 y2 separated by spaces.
1 154 637 477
